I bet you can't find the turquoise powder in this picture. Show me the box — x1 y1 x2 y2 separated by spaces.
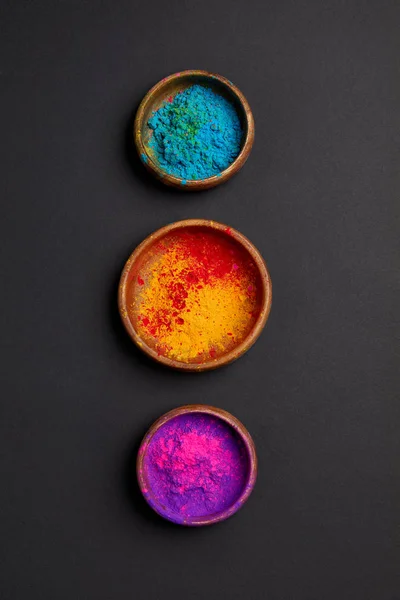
147 85 243 180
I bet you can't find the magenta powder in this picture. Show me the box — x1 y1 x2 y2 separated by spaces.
143 413 249 519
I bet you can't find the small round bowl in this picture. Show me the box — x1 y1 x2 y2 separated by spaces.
137 405 257 526
134 70 255 190
118 219 272 372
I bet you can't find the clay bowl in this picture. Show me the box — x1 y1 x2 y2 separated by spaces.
137 405 257 526
118 219 272 372
134 70 254 190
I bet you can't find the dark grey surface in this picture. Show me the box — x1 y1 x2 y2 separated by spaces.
1 1 399 599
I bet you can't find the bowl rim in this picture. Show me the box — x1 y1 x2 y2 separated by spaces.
134 70 255 190
136 404 258 526
118 219 272 372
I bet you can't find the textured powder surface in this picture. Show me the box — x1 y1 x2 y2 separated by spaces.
147 85 243 180
132 229 261 363
144 414 249 518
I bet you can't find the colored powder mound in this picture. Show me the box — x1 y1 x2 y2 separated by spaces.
147 85 243 180
144 414 249 517
133 230 261 363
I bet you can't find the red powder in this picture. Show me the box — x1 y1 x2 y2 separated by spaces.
175 230 241 281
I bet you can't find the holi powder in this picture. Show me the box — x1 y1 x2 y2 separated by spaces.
127 227 262 364
147 85 243 180
142 413 249 519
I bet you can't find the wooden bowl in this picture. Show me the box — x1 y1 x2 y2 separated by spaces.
134 70 255 190
137 405 257 526
118 219 272 371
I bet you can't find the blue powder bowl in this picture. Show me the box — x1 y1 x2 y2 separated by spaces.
134 71 255 190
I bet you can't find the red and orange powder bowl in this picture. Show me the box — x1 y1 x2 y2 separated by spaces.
124 226 264 365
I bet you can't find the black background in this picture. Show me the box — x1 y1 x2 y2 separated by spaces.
1 1 399 599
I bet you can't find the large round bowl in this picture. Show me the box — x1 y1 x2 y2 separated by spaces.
118 219 272 371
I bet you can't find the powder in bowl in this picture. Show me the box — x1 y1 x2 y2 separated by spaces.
130 227 263 364
147 85 243 180
137 408 256 525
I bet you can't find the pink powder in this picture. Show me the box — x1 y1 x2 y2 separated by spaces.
143 413 249 518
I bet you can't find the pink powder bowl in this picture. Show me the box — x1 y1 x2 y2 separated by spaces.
137 405 257 526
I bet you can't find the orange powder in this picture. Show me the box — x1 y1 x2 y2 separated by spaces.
131 230 261 363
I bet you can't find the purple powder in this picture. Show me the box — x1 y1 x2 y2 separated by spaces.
143 413 249 519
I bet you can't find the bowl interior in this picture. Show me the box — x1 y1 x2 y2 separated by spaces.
122 224 264 367
139 411 252 524
138 73 249 177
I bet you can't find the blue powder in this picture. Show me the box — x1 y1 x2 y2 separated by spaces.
147 85 243 180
